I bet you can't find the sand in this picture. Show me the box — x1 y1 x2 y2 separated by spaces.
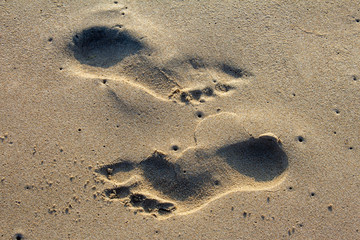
1 0 359 239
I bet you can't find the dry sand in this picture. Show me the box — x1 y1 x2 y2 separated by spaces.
1 0 359 239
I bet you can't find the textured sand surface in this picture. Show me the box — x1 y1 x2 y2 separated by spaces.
1 0 359 239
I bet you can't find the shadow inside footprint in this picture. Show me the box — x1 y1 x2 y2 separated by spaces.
70 26 144 68
221 64 249 78
129 194 176 214
217 138 288 181
96 160 135 177
105 186 131 199
104 187 176 214
140 151 212 201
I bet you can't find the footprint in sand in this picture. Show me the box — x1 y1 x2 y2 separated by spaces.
68 24 288 218
95 113 288 217
68 25 252 103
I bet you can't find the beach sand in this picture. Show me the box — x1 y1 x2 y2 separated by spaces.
1 0 359 239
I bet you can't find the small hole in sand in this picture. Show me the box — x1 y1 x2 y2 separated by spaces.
59 67 63 70
114 1 118 3
288 186 293 190
172 145 179 151
14 233 24 240
216 108 221 112
292 93 296 96
48 37 53 42
196 111 204 118
183 170 187 173
356 19 360 22
349 147 353 150
353 75 357 81
214 180 220 185
297 136 304 142
310 192 315 197
102 79 107 84
333 131 337 134
78 129 81 132
327 205 333 211
335 109 340 114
